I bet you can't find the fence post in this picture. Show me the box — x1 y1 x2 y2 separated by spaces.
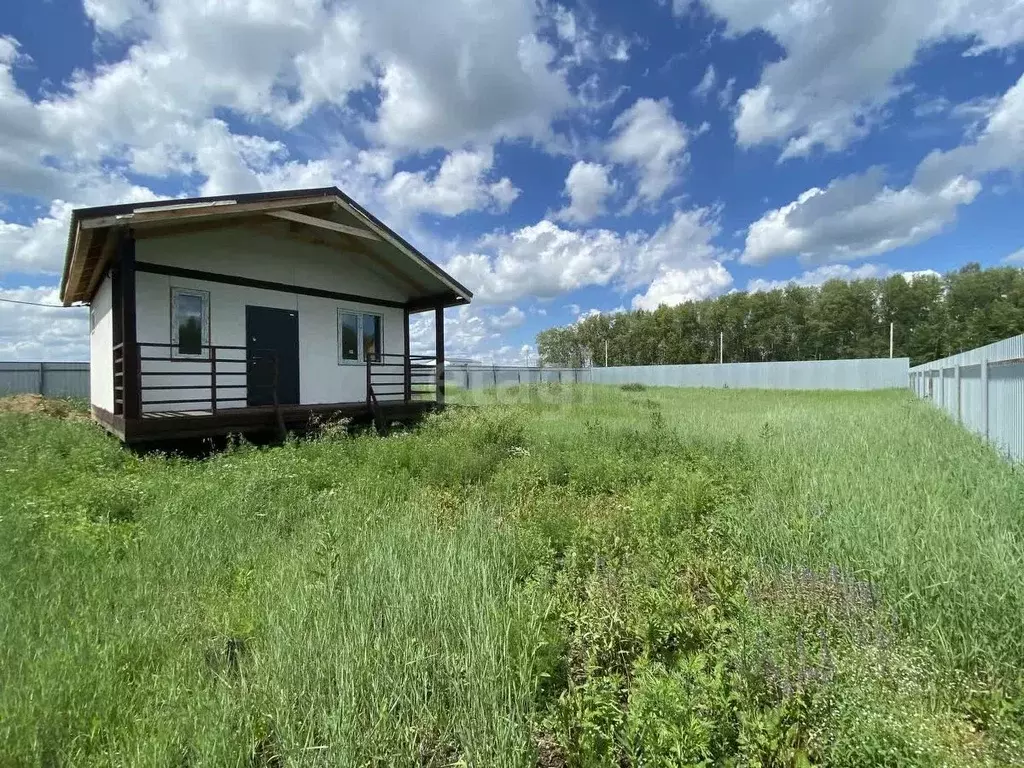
981 357 989 439
954 364 961 423
938 366 945 412
37 362 45 396
210 350 218 414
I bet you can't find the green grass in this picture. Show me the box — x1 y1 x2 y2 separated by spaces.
1 386 1023 766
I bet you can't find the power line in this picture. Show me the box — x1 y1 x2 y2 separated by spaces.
0 296 71 309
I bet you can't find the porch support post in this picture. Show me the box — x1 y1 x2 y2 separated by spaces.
434 305 445 406
403 307 412 403
119 231 141 420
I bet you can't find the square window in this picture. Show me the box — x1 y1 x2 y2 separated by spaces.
338 310 382 363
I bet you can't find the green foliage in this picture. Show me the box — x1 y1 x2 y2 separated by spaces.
537 264 1024 367
2 388 1024 765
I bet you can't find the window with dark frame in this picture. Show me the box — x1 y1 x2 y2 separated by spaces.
171 288 209 357
338 310 382 363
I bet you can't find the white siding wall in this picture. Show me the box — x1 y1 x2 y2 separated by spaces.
134 228 406 413
89 274 114 411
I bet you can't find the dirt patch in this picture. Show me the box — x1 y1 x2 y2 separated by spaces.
0 394 90 422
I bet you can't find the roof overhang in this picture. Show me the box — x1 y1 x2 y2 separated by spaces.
59 186 473 309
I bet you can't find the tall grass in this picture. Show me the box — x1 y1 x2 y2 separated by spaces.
2 386 1023 765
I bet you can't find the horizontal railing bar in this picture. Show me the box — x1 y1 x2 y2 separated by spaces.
139 384 250 391
142 397 221 406
138 371 216 376
369 363 437 369
140 371 261 376
141 385 213 391
137 343 251 351
139 357 247 363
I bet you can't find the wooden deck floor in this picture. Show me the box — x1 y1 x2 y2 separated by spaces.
94 400 437 444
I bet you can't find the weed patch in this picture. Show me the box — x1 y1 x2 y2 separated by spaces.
1 389 1022 765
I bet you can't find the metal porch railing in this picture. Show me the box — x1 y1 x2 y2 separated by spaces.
135 343 278 416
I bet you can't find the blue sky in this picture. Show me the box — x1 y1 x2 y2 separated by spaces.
1 0 1022 362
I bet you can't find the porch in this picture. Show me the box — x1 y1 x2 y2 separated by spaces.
97 343 444 444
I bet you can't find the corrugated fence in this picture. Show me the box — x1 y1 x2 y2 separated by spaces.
0 362 90 399
910 333 1024 462
446 365 589 390
447 357 909 391
589 358 909 390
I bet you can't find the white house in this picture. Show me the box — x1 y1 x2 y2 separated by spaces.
59 187 472 445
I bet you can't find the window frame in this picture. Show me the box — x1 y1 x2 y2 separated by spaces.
170 286 211 360
337 309 384 364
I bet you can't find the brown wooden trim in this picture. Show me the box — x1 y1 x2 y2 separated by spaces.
111 260 124 416
266 209 381 241
406 293 468 312
120 400 436 444
84 228 118 299
403 307 412 403
327 193 473 301
252 219 429 294
434 306 445 406
92 405 126 439
132 216 264 241
81 195 335 230
120 234 141 419
135 261 407 309
62 225 93 305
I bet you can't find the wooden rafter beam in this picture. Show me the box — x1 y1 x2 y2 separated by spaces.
265 209 381 242
84 227 121 299
80 195 335 230
406 293 469 312
63 225 94 305
251 219 427 294
131 216 263 240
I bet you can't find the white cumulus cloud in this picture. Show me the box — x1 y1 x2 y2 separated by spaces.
747 263 893 293
553 161 616 223
0 287 89 360
445 206 731 308
607 98 689 206
694 0 1024 158
382 147 520 218
1004 248 1024 265
740 72 1024 265
631 263 733 310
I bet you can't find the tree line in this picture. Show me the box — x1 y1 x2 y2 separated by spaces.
536 263 1024 368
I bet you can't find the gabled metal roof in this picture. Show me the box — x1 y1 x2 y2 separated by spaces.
59 186 473 307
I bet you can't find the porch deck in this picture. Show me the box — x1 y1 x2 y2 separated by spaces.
94 399 438 444
102 344 443 445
